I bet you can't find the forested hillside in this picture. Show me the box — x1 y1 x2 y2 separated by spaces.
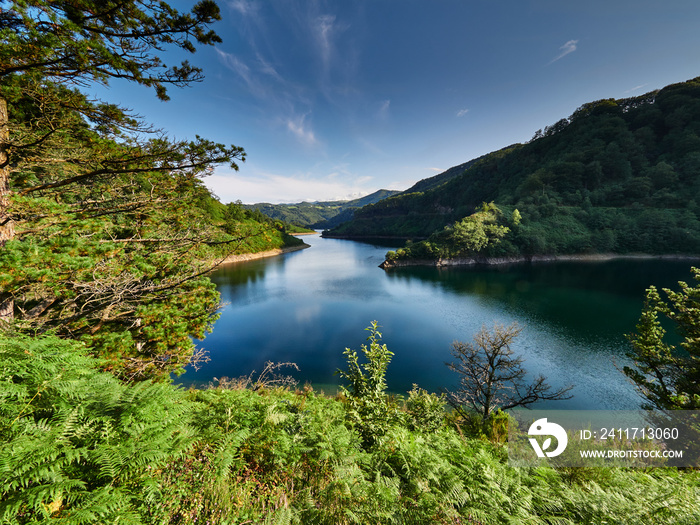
328 78 700 260
247 188 400 229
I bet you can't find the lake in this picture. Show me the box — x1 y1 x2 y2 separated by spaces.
175 233 698 410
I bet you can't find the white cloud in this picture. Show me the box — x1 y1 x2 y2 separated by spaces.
216 49 318 144
286 114 318 146
215 48 293 101
227 0 258 16
308 11 352 95
206 169 376 204
256 52 282 81
457 108 469 117
624 83 648 94
315 14 337 69
216 49 255 89
379 99 391 119
549 39 578 64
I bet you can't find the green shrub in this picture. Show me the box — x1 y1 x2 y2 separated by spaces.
405 384 446 433
336 321 400 449
0 334 195 524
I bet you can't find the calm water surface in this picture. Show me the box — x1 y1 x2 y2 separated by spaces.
176 233 697 410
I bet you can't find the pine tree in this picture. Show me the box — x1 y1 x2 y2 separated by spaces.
0 1 247 378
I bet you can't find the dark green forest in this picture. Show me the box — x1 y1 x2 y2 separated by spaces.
328 78 700 261
1 1 700 523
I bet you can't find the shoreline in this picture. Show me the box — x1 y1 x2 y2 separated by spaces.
219 243 310 265
380 252 700 269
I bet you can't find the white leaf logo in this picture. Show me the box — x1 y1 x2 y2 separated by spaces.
528 418 568 458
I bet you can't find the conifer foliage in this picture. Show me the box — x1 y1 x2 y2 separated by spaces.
0 0 224 98
625 268 700 411
0 1 247 378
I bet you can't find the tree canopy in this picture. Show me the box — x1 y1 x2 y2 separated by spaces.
625 269 700 411
0 1 257 379
0 0 223 99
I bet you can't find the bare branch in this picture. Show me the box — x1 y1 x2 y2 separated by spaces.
445 323 574 421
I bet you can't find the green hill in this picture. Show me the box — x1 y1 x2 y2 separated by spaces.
326 77 700 261
203 198 310 256
401 148 515 195
246 188 400 229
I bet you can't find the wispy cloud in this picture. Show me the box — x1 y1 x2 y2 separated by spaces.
227 0 258 16
624 83 648 94
216 49 317 144
215 48 292 99
286 114 318 146
305 9 356 101
255 52 284 82
314 14 337 69
216 49 256 90
549 39 579 64
457 108 469 117
378 99 391 119
357 136 387 156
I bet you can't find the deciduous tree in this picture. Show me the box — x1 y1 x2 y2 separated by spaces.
336 321 399 448
448 202 509 255
446 323 573 421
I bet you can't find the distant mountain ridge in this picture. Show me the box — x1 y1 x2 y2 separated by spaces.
246 189 400 229
325 76 700 260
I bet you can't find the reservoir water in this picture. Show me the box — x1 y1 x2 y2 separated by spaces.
175 233 698 410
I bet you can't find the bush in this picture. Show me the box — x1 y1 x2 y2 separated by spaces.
405 384 446 432
336 321 400 449
0 334 195 523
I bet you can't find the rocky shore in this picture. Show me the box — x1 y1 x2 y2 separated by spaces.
379 252 700 269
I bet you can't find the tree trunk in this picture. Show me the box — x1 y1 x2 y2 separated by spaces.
0 96 14 322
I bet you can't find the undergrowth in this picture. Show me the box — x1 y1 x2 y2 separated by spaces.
1 331 699 524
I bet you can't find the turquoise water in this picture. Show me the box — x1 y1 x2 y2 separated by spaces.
175 233 697 410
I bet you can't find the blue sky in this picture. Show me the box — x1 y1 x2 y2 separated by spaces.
94 0 700 204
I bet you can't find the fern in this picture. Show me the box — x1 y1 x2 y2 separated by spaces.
2 333 700 523
0 334 196 523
